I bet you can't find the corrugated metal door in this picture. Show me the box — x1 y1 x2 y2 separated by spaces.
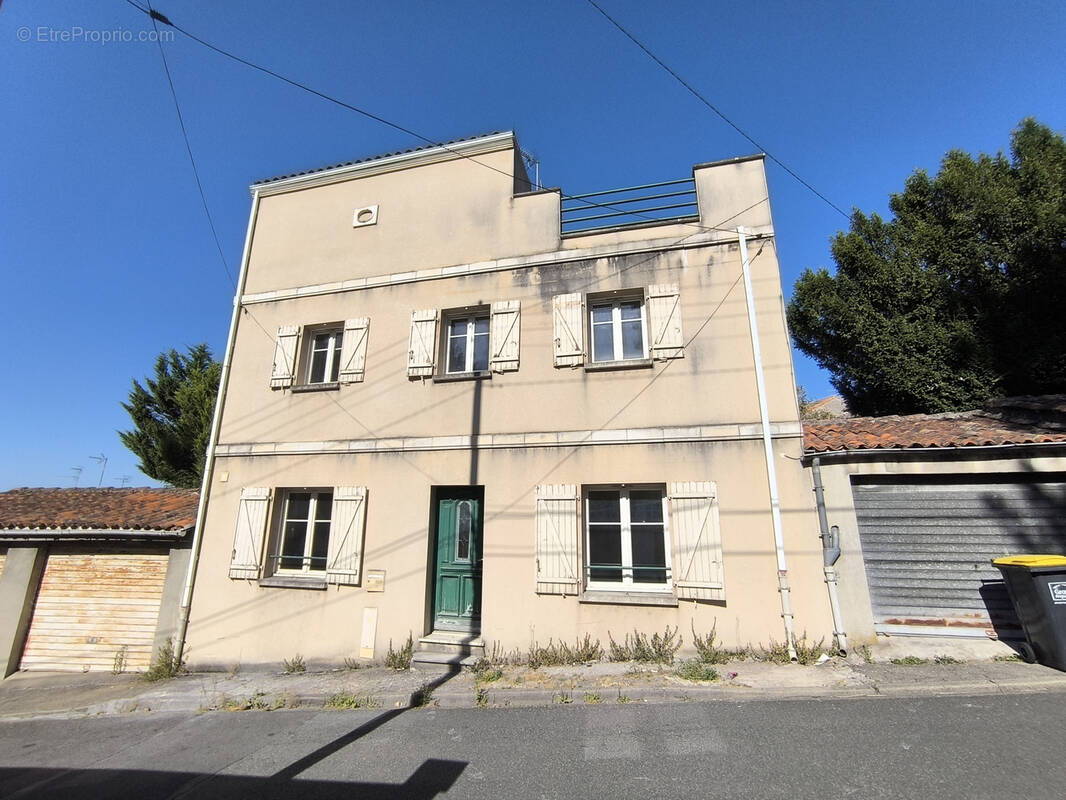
20 546 169 672
853 476 1066 634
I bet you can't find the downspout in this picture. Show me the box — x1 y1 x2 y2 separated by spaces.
175 188 262 664
811 456 848 655
737 226 797 661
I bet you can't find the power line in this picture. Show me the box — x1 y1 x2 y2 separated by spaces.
584 0 851 221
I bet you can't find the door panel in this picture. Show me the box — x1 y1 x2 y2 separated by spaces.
433 490 483 631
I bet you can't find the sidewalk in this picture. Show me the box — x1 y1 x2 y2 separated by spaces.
3 642 1066 720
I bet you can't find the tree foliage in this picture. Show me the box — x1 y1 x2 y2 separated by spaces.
788 119 1066 416
119 344 221 488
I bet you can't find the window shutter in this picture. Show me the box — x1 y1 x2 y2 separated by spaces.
552 293 584 367
647 284 684 360
534 484 579 594
229 487 270 579
338 317 370 383
270 326 300 388
326 486 367 586
669 481 724 600
489 300 521 372
407 309 438 376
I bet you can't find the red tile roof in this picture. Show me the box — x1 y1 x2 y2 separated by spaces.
804 395 1066 453
0 488 199 533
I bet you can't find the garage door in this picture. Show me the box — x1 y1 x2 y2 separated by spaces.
853 475 1066 634
20 546 169 672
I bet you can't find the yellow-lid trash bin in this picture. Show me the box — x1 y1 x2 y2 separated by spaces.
993 554 1066 671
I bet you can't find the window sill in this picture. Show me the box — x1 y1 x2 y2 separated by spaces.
291 382 340 394
583 358 654 372
432 370 492 383
579 590 678 607
258 575 328 590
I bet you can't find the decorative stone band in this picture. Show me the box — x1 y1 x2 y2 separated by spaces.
214 421 803 458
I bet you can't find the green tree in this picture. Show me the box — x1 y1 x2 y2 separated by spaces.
119 344 221 488
788 118 1066 416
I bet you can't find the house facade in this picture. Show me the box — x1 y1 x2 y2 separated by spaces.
184 132 833 668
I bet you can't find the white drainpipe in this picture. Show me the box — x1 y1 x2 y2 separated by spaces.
811 456 848 655
175 189 262 663
738 226 797 661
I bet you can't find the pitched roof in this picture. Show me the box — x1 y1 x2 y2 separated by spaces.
0 488 199 534
803 395 1066 454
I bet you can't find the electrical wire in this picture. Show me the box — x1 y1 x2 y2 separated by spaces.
584 0 850 221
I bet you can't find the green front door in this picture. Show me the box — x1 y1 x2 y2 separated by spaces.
433 490 483 632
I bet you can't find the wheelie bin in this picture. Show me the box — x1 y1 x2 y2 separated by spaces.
992 555 1066 671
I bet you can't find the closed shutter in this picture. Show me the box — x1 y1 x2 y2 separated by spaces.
853 477 1066 633
20 546 169 672
338 317 370 383
229 487 270 579
489 300 521 372
535 484 579 594
647 284 684 360
326 486 368 585
669 481 724 600
270 325 299 388
552 293 584 367
407 309 438 376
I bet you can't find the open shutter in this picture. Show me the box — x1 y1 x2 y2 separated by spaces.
647 284 684 360
490 300 521 372
270 325 299 388
407 309 438 377
669 481 724 600
338 317 370 383
229 487 270 579
535 484 579 594
326 486 367 586
552 293 584 367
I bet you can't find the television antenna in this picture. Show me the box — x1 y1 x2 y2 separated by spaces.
88 454 108 488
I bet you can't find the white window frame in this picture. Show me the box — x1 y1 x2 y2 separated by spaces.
444 311 491 374
272 490 333 575
588 295 648 363
583 485 672 592
304 327 344 385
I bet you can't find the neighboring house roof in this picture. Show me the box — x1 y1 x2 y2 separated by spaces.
253 130 509 185
803 395 848 419
803 395 1066 454
0 488 199 539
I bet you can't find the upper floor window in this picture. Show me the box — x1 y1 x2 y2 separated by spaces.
270 319 369 389
446 314 491 374
590 298 647 363
307 329 343 384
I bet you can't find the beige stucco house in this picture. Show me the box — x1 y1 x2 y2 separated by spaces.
182 132 833 668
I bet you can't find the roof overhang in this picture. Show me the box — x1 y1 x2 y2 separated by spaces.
0 525 193 543
801 439 1066 466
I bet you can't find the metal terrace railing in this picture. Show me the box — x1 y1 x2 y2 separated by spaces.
561 177 698 235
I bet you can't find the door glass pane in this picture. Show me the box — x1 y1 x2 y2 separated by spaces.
588 491 621 522
589 524 623 582
455 500 472 561
621 319 643 359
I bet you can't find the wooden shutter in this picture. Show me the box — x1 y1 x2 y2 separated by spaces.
326 486 367 586
552 293 584 367
490 300 521 372
270 325 299 388
407 309 438 376
535 484 579 594
229 487 270 579
647 284 684 360
338 317 370 383
669 482 724 600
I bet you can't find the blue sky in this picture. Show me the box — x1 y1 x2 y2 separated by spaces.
2 0 1064 489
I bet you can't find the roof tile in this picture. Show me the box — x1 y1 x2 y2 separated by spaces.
0 488 199 532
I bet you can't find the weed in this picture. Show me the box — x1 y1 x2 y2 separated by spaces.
144 638 185 682
476 668 504 684
325 692 380 709
993 653 1022 662
676 660 719 682
691 620 734 664
890 655 928 665
526 634 604 668
858 644 873 664
608 626 682 664
412 683 435 707
474 687 489 708
343 657 363 670
616 691 631 704
583 691 602 704
112 646 127 675
792 633 827 665
282 654 306 674
554 691 573 705
933 654 962 665
385 633 414 670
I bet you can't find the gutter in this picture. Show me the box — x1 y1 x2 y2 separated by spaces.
175 189 262 664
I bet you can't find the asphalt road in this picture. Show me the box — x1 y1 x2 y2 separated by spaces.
0 692 1062 799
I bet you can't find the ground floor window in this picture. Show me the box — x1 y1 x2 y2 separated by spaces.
273 491 332 574
585 486 670 590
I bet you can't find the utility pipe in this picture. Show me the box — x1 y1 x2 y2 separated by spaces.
175 189 262 664
811 456 848 655
737 226 797 661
